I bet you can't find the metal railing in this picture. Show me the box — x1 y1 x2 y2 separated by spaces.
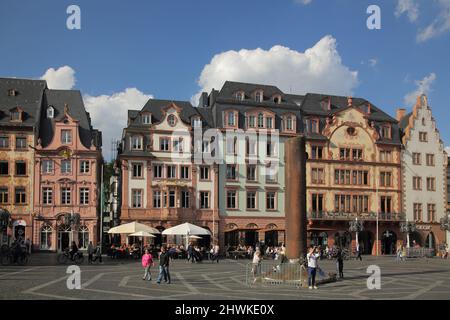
245 261 305 288
308 212 405 221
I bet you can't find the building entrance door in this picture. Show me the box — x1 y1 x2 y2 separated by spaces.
58 225 72 251
381 230 397 254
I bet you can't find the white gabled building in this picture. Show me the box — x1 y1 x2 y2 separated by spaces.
398 95 448 250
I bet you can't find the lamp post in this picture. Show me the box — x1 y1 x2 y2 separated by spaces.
349 217 364 251
400 219 416 248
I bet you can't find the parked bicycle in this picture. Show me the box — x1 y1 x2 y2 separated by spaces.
0 246 30 266
57 248 84 265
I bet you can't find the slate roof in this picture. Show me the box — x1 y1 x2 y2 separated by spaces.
40 89 102 149
0 77 47 128
399 112 413 130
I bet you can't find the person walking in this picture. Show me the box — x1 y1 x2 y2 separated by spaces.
307 246 320 289
156 246 171 284
187 243 194 263
92 242 103 264
252 250 262 284
356 243 362 261
401 245 407 262
396 245 402 262
336 247 344 279
87 241 94 264
142 249 154 281
212 243 220 263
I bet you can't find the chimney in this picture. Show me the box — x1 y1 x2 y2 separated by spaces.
396 108 406 121
327 97 331 111
347 96 353 107
367 103 371 114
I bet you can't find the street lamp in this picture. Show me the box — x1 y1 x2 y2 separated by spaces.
400 219 416 248
349 217 364 250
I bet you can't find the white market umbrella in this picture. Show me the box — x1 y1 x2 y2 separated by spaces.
108 221 160 235
162 223 211 248
189 235 202 239
129 231 156 238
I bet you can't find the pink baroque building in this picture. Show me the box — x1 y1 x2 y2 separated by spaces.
32 90 102 252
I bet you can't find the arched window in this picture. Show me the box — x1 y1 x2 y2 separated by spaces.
78 225 89 249
235 92 244 101
167 114 176 126
258 113 264 128
255 91 263 102
40 225 53 250
47 106 54 119
287 116 293 131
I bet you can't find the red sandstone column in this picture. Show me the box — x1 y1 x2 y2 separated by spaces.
285 136 307 261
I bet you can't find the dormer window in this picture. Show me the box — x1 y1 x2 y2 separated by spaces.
273 95 282 104
235 91 245 101
142 113 152 125
307 119 319 134
47 106 54 119
131 135 143 150
8 89 17 96
10 109 22 122
226 111 236 127
380 125 391 139
282 114 296 133
255 91 263 103
167 114 176 127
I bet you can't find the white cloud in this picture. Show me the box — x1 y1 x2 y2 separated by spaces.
294 0 312 5
84 88 153 160
404 72 436 105
368 58 378 67
192 35 359 104
40 65 76 90
417 0 450 42
395 0 420 22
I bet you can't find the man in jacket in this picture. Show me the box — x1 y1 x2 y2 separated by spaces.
156 246 171 284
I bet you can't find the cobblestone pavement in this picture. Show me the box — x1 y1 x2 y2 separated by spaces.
1 254 449 300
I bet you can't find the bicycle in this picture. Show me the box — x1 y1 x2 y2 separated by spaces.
57 249 84 265
1 248 30 266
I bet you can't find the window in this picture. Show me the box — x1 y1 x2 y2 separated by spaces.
42 160 54 174
247 165 257 181
413 177 422 190
40 225 52 250
192 117 202 128
168 190 176 208
153 191 162 208
226 165 237 180
61 188 71 205
78 226 89 249
181 191 190 208
227 112 236 127
14 187 26 204
227 190 237 209
246 139 257 156
380 150 392 163
246 191 257 209
312 194 324 213
267 141 276 157
266 117 273 129
412 153 421 165
200 192 210 209
248 115 256 128
42 187 53 205
0 136 9 148
427 177 436 191
286 116 294 131
80 188 89 205
266 192 276 210
311 168 324 184
46 106 54 119
142 114 151 124
132 163 143 178
426 154 435 166
334 194 369 213
255 91 263 102
308 119 319 133
11 111 21 121
61 130 72 144
80 161 90 174
352 149 363 161
419 132 428 142
380 196 392 213
427 204 436 222
311 146 323 159
15 161 26 176
339 148 351 160
334 170 368 185
132 189 143 208
235 92 244 101
413 203 423 221
167 165 176 179
380 172 392 187
200 166 210 180
61 160 71 174
173 138 184 153
160 138 169 151
180 166 190 179
0 161 8 175
167 114 176 126
131 136 143 150
258 113 264 128
15 137 27 149
0 188 8 204
265 166 277 183
8 89 17 96
153 164 163 178
273 95 281 104
380 126 391 139
226 137 236 154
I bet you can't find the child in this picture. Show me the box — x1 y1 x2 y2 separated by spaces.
142 249 154 281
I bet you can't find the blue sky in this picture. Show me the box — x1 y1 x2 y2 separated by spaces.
1 0 449 158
